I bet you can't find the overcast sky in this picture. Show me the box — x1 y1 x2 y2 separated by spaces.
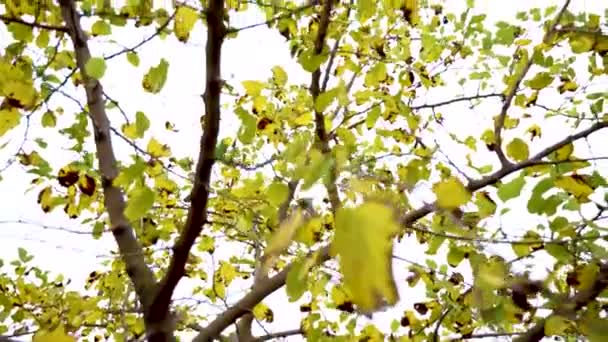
0 0 606 340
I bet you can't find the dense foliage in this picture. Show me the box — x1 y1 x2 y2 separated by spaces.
1 0 608 341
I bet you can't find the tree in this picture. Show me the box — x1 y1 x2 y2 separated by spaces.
0 0 608 340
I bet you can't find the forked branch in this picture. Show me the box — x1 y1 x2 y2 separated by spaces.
147 0 226 333
57 0 160 336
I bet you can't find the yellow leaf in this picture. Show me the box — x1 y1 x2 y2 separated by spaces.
0 107 21 136
527 124 542 140
252 302 274 322
555 175 594 202
174 5 199 42
330 202 400 313
262 209 306 272
433 177 471 209
242 80 264 96
550 142 573 161
544 315 571 336
147 137 171 158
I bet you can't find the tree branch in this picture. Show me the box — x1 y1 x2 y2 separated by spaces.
104 8 177 60
193 248 330 342
253 328 303 341
0 14 68 32
236 180 298 342
147 0 226 335
193 118 608 340
514 262 608 342
57 0 160 336
310 0 341 213
493 0 570 166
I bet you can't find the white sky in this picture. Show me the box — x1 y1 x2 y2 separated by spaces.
0 0 607 341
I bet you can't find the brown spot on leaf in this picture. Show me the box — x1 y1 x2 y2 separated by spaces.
257 117 273 130
337 301 354 313
58 167 79 187
414 302 428 315
78 174 96 196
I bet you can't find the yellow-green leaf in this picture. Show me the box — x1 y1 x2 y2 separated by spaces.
550 142 573 161
433 177 471 209
174 5 199 42
33 324 75 342
330 202 400 313
286 256 315 302
91 20 111 36
242 80 265 97
555 175 594 202
506 137 529 162
545 315 571 336
126 51 140 66
266 181 289 207
41 110 56 128
142 59 169 94
124 187 155 221
84 57 106 80
0 108 21 136
147 137 171 158
314 87 339 113
525 72 553 90
271 66 288 86
476 258 507 289
262 209 306 272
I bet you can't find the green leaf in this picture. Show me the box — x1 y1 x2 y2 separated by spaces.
545 244 572 262
84 57 106 80
525 72 553 90
174 5 199 42
142 59 169 94
135 111 150 137
433 177 471 209
506 138 529 162
266 181 289 207
17 247 28 262
0 108 21 137
331 202 400 313
126 51 140 66
124 187 155 221
497 174 526 202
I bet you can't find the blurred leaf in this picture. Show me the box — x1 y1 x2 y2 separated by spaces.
331 202 400 313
